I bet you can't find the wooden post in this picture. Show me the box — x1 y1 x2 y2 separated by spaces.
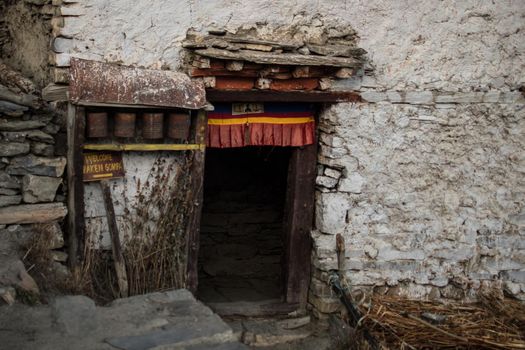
185 110 207 293
67 104 85 268
336 234 346 271
100 179 128 298
284 143 317 306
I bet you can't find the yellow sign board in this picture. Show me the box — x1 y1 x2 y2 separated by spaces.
83 152 125 182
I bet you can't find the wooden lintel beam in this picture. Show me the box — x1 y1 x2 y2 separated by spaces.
206 89 361 103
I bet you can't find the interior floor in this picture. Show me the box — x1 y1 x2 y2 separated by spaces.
197 146 290 303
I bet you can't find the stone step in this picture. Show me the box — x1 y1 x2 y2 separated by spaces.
241 317 312 347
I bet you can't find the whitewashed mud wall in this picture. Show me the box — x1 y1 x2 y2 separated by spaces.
84 152 182 249
46 0 525 312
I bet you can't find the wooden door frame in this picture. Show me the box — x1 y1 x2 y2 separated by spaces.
189 111 317 309
283 143 317 306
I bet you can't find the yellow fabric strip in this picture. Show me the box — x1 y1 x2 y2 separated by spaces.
208 116 314 125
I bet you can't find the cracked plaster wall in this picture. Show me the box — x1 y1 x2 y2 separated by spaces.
49 0 525 307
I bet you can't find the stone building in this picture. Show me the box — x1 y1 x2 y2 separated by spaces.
0 0 524 320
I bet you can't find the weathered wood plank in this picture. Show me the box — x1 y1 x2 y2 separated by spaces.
185 110 207 293
195 48 362 67
206 89 362 103
67 105 85 268
284 143 317 306
0 203 67 224
100 179 128 298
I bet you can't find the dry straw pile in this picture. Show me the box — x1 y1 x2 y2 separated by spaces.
357 291 525 349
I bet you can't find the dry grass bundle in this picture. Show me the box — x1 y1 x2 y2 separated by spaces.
80 152 195 302
123 153 192 296
357 291 525 349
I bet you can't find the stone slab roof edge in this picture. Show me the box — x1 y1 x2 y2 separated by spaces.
69 58 207 110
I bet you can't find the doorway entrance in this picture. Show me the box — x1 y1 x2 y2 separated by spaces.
197 147 290 303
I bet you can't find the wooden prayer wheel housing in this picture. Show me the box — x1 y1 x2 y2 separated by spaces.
142 113 164 139
114 112 136 137
86 112 108 138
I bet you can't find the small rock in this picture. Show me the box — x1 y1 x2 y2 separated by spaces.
0 173 20 189
297 46 310 55
22 174 62 203
0 286 16 305
0 259 39 295
50 250 68 262
31 142 55 157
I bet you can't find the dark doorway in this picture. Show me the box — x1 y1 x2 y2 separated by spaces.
197 147 291 303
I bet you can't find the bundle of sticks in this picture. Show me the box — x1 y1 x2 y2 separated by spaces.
357 291 525 349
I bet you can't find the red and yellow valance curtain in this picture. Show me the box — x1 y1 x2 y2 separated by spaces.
207 103 315 148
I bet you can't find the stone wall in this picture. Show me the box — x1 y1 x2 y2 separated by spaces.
30 0 525 312
311 100 525 316
0 64 68 304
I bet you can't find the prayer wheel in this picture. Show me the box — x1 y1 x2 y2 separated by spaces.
142 113 164 139
114 112 136 137
167 113 191 140
86 112 108 138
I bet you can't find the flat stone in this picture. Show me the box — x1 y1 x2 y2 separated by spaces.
361 91 387 103
0 101 28 116
1 130 54 144
242 318 312 347
0 119 46 131
404 91 434 104
22 175 62 203
0 203 67 224
105 316 234 350
338 172 365 194
52 295 98 335
0 188 18 195
315 192 349 234
0 142 30 157
0 195 22 207
316 175 338 188
6 155 66 177
185 342 249 350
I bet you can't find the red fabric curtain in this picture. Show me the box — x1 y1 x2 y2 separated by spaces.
207 103 315 148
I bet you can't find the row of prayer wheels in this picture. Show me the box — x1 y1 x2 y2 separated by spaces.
87 112 191 140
